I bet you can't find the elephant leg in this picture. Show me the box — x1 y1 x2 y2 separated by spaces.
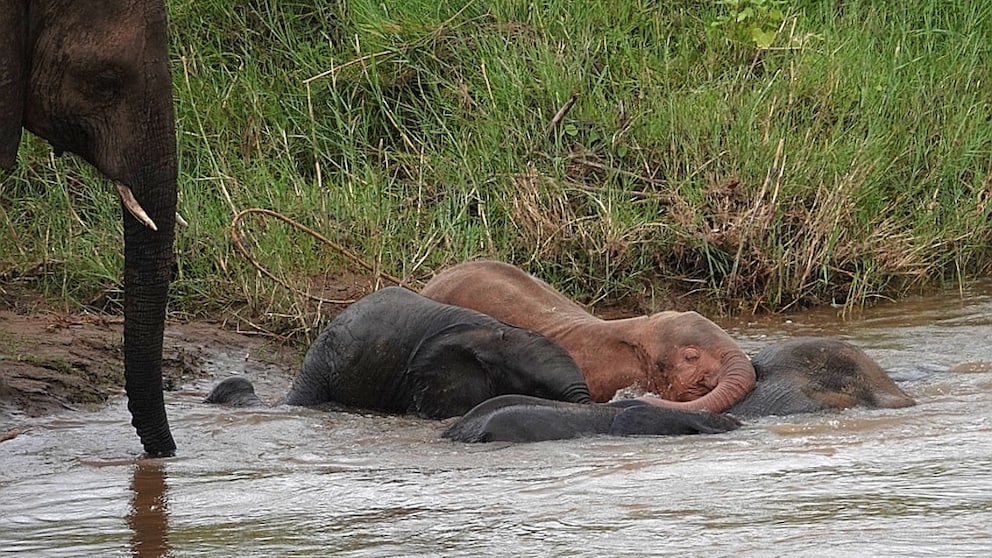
443 403 615 443
608 406 741 436
444 395 741 443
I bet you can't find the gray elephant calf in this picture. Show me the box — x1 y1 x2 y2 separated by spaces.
207 287 593 418
728 336 916 418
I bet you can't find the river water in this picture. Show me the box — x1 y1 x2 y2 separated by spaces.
2 282 991 557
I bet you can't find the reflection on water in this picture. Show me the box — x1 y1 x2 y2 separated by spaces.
2 282 991 557
128 461 170 558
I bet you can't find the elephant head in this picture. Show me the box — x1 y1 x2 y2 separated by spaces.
631 311 756 414
728 337 916 418
1 0 178 456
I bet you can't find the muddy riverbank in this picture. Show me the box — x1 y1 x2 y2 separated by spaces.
0 306 299 428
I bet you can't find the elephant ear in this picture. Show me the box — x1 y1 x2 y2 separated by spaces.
0 0 27 171
404 323 502 419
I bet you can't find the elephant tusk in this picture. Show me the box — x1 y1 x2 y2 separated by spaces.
114 182 158 231
176 212 188 227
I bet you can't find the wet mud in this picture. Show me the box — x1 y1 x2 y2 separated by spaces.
0 309 298 424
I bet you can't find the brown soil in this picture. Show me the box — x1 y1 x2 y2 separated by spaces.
0 301 300 423
0 267 386 428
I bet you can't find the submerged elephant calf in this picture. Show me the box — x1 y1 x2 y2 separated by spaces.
727 336 916 418
206 287 592 418
443 395 742 443
421 260 756 413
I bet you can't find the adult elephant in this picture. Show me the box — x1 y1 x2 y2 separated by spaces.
1 1 178 456
421 261 756 413
206 287 593 418
444 337 915 443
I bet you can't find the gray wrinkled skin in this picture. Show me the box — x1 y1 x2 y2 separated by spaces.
443 395 741 443
728 337 916 418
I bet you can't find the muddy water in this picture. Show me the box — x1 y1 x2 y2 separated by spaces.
3 283 992 557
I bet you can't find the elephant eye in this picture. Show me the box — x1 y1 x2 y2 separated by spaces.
92 71 122 100
77 65 126 104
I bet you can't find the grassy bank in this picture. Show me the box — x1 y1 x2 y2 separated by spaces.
2 0 990 337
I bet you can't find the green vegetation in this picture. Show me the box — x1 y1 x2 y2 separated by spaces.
2 0 990 337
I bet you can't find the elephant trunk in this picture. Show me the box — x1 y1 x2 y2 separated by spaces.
874 389 916 409
657 352 756 414
119 44 177 456
558 381 594 404
124 208 176 457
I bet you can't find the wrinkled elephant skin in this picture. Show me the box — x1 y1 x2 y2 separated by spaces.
728 337 916 418
443 395 742 443
2 0 178 456
206 287 592 418
421 261 755 413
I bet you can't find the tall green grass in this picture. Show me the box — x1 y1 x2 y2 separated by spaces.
2 0 990 336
